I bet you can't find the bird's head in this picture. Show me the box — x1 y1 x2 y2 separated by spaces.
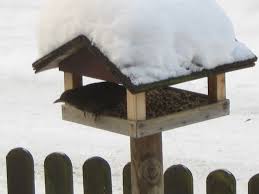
54 90 74 104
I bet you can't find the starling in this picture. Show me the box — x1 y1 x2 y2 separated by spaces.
54 82 126 118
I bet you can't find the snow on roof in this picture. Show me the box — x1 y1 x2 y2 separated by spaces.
38 0 256 85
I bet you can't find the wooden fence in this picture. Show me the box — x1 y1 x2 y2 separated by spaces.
5 148 259 194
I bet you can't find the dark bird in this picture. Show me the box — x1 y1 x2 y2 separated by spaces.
54 82 126 118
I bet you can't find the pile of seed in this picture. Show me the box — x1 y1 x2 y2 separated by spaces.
104 87 208 119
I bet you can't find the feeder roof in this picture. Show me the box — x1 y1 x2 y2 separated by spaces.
34 0 258 93
34 0 259 93
33 35 257 93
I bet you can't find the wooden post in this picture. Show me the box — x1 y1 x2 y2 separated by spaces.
207 170 236 194
44 153 74 194
64 72 82 91
208 73 226 102
164 165 193 194
249 174 259 194
123 163 131 194
83 157 112 194
6 148 35 194
127 91 164 194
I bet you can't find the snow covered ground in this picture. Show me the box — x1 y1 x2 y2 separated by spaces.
0 0 258 194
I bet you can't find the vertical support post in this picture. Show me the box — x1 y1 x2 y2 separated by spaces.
208 73 226 102
64 72 82 91
127 91 164 194
127 91 146 121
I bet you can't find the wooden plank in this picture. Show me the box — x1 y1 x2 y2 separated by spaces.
164 165 193 194
127 91 146 121
249 174 259 194
131 60 255 94
136 100 230 137
60 47 121 83
64 72 82 91
83 157 112 194
6 148 35 194
33 36 87 73
33 35 257 94
207 170 236 194
62 104 137 137
44 153 74 194
62 100 229 138
208 73 226 102
127 90 164 194
123 163 131 194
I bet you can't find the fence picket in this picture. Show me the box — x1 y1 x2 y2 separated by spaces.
44 153 73 194
83 157 112 194
123 162 131 194
6 148 35 194
207 169 236 194
249 174 259 194
164 164 193 194
5 147 257 194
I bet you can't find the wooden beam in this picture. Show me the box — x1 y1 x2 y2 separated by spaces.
62 104 137 137
33 35 256 94
64 72 82 91
62 99 229 138
33 36 87 73
127 91 146 121
130 134 163 194
127 91 164 194
136 100 230 137
208 73 226 102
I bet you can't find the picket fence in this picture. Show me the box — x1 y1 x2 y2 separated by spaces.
5 148 259 194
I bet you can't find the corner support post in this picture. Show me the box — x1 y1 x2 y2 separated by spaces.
64 72 82 91
208 73 226 102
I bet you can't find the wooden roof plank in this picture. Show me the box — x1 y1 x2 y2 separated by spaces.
132 59 256 93
33 36 88 73
32 35 257 93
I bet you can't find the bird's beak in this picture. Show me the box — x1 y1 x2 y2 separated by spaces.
54 99 62 103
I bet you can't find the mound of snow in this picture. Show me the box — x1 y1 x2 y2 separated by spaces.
38 0 255 85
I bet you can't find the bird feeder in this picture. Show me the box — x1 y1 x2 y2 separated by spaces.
33 35 257 194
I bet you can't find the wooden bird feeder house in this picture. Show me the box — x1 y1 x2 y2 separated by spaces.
33 35 257 194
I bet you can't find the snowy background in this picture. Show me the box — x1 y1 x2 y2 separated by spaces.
0 0 258 194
